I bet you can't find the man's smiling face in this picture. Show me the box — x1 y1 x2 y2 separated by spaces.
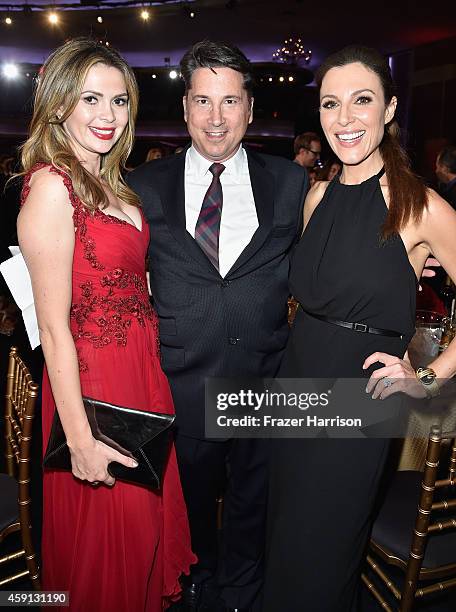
183 66 253 163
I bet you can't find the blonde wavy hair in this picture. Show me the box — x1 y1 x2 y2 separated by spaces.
20 37 140 211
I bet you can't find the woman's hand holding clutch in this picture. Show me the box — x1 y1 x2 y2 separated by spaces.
67 435 138 486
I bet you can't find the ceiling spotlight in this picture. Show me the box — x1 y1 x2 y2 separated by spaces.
152 73 157 79
279 76 285 82
97 15 103 24
169 70 178 80
48 12 59 25
140 9 150 21
5 16 13 25
2 63 19 79
105 41 109 46
288 76 294 82
268 77 273 82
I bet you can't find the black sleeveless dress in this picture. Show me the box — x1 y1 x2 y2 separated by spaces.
264 171 417 611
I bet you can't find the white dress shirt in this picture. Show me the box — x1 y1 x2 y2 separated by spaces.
185 145 258 277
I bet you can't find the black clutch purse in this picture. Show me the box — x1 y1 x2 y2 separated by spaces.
43 397 175 489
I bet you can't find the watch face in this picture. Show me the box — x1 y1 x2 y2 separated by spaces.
421 373 436 385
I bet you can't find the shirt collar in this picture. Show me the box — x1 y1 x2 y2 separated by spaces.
187 145 246 178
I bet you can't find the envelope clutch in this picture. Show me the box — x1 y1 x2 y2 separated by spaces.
43 397 175 488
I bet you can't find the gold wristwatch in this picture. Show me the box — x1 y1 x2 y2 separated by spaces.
416 367 440 398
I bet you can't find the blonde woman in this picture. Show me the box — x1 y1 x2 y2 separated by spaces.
17 38 195 611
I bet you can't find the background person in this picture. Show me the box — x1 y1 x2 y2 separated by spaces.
146 142 166 162
435 144 456 210
315 155 342 182
293 131 322 169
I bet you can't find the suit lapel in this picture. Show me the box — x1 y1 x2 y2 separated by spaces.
227 148 274 276
155 147 275 277
155 149 218 273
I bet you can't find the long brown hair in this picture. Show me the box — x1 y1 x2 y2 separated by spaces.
316 45 428 239
20 37 140 211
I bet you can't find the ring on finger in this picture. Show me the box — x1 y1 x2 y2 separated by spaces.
383 378 393 388
90 481 100 487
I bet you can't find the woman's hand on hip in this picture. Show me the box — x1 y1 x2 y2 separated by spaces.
363 351 426 400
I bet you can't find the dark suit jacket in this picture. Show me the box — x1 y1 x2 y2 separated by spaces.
127 148 308 438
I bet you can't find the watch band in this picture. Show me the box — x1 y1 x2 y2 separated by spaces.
416 367 440 398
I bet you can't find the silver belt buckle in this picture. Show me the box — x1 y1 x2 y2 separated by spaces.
353 322 368 333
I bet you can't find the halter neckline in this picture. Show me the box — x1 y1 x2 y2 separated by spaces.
337 166 385 186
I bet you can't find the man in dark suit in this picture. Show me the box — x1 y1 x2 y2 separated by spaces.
436 144 456 210
127 41 307 612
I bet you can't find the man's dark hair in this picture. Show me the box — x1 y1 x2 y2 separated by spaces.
180 40 255 98
293 132 321 156
438 145 456 175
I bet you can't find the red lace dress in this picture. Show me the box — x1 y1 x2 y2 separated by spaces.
21 164 196 612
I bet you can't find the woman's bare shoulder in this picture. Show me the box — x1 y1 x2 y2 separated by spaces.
303 180 330 229
27 165 68 193
21 165 73 215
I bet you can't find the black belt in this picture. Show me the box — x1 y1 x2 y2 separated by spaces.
301 308 403 338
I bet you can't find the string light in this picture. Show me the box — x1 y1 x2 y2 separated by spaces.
0 2 204 40
151 73 157 79
257 75 300 86
169 70 178 80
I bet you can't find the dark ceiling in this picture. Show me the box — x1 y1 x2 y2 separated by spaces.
0 0 455 68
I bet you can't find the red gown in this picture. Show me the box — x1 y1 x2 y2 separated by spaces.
22 164 196 612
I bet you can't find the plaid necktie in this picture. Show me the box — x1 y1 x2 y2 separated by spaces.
195 162 225 270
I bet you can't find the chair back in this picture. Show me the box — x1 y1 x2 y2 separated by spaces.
5 346 38 478
363 422 456 611
2 346 40 588
401 425 456 609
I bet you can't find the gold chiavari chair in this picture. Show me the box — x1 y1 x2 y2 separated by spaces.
362 424 456 611
0 346 41 589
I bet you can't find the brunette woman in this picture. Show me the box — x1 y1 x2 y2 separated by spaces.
264 45 456 611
